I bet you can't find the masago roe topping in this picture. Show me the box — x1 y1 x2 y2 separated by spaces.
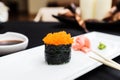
43 31 73 45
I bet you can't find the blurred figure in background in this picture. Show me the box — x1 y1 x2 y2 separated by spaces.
0 1 9 22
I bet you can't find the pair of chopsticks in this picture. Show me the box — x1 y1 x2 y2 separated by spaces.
89 50 120 70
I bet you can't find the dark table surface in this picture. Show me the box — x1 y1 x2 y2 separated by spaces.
0 21 120 80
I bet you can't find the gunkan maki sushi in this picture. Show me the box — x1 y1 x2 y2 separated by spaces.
42 31 73 65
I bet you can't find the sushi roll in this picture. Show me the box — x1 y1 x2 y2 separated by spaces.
42 31 73 65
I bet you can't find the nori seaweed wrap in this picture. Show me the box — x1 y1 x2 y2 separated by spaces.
45 44 71 65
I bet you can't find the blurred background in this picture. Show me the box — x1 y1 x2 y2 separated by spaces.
0 0 79 21
0 0 119 22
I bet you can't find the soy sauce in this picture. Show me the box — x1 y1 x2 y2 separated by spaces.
0 40 23 45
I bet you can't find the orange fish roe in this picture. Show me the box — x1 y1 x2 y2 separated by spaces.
43 31 73 45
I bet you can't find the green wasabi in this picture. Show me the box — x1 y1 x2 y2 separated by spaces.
98 42 106 50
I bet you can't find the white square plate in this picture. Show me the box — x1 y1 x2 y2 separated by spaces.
0 31 120 80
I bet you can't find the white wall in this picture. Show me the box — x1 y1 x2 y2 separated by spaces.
28 0 48 14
